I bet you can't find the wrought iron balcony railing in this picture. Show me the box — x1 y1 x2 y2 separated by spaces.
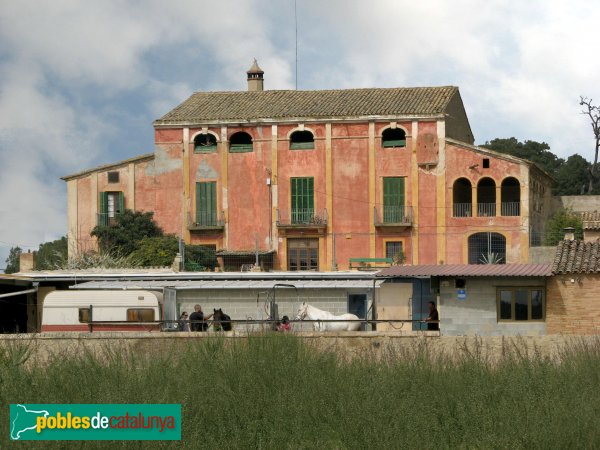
501 202 520 216
374 206 413 226
97 213 122 226
477 203 496 217
453 203 472 217
276 208 328 227
188 211 225 230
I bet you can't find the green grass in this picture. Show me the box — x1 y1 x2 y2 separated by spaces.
1 335 600 449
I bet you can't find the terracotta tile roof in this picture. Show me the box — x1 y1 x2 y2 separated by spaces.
61 153 154 181
154 86 459 124
552 240 600 274
377 264 552 278
578 211 600 230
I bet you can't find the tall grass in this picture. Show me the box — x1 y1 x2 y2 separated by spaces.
1 335 599 449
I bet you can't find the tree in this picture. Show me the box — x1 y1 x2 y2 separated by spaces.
543 208 583 246
91 209 163 256
482 138 564 176
129 235 179 267
4 246 21 274
579 96 600 194
554 154 593 195
35 236 68 270
185 245 217 271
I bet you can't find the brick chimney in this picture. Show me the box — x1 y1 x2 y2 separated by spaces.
247 59 264 92
563 227 575 241
19 250 35 272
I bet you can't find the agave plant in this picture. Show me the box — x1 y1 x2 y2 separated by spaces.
479 252 504 264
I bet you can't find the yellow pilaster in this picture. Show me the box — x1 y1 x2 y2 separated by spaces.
91 172 98 231
496 185 501 221
271 125 279 266
326 122 333 270
436 120 446 265
520 166 530 263
410 121 419 264
221 126 229 249
66 180 78 258
368 122 376 258
128 162 135 211
182 127 191 243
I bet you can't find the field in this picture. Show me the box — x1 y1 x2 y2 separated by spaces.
1 334 600 449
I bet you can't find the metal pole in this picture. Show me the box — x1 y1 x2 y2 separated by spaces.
255 234 259 266
0 288 37 298
332 232 337 271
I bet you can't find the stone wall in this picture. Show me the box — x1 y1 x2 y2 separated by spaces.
2 333 598 367
553 195 600 213
528 246 556 264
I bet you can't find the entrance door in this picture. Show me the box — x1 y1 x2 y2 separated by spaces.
411 279 436 331
348 294 367 331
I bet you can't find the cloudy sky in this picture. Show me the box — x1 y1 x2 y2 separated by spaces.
0 0 598 268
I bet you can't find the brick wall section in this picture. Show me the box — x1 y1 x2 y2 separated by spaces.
546 275 600 334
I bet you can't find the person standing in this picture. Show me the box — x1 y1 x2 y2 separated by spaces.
425 301 439 331
178 312 190 332
189 304 213 332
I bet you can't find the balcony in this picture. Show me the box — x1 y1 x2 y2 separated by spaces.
374 206 413 231
477 203 496 217
187 211 225 232
501 202 520 216
276 208 328 232
453 203 472 218
97 213 122 226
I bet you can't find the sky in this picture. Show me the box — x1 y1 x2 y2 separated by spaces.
0 0 599 269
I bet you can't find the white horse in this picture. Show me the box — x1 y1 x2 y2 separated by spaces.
295 302 361 331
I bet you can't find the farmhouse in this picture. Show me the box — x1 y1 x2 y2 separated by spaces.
62 60 553 271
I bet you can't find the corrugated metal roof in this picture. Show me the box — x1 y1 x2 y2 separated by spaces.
154 86 458 125
4 270 375 282
377 264 553 278
70 279 383 290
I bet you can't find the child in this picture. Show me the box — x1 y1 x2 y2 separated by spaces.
277 315 291 332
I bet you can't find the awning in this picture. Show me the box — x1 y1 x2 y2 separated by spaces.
377 264 553 278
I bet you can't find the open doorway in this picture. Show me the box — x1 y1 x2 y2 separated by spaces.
411 279 436 331
0 291 29 333
348 294 367 331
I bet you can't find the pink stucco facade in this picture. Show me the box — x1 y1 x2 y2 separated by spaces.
64 85 553 271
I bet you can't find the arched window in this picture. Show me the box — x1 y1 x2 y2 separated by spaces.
468 232 506 264
452 178 472 217
290 130 314 150
501 177 520 216
382 128 406 148
229 132 253 153
477 178 496 216
193 133 217 153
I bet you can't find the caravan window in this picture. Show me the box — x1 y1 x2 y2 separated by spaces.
127 309 155 322
78 308 90 323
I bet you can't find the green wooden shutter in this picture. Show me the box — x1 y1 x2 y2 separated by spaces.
117 191 125 214
196 182 217 225
99 192 109 226
291 177 314 223
383 177 405 222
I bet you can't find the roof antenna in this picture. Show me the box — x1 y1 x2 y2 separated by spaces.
295 0 298 90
